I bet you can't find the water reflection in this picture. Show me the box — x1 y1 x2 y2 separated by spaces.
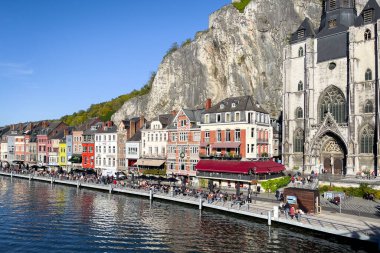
0 177 375 253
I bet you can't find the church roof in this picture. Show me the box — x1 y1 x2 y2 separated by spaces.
354 0 380 26
290 18 316 44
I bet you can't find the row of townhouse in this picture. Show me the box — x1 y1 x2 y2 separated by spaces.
0 96 281 184
127 95 280 184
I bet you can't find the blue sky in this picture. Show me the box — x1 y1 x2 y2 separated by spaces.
0 0 230 126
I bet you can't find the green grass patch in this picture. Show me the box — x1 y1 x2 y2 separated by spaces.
60 72 156 126
260 176 290 192
232 0 252 13
319 183 380 199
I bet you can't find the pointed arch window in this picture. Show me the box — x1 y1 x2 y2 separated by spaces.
319 86 346 123
298 47 304 57
293 129 304 153
364 29 372 41
295 107 303 119
360 126 374 153
365 69 372 81
298 81 303 91
364 100 374 113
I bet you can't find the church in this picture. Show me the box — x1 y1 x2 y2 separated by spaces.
283 0 379 175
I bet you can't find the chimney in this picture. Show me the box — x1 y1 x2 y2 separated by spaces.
171 110 177 116
139 115 145 129
129 119 135 137
205 98 212 110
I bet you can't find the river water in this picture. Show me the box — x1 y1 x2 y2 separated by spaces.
0 177 374 252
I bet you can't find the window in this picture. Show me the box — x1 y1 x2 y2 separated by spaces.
364 29 372 41
296 107 303 119
220 104 224 109
225 113 231 122
205 131 210 142
171 133 177 142
251 128 255 138
360 126 374 153
226 130 231 141
365 69 372 81
297 29 304 39
216 113 221 123
319 86 346 123
251 144 255 153
193 132 200 141
364 9 373 24
113 146 116 153
204 114 210 123
181 120 186 127
293 129 304 153
364 100 374 113
247 144 250 153
232 103 236 108
329 0 336 9
298 81 303 91
235 129 241 142
217 130 222 142
343 0 349 7
328 19 337 29
154 147 158 154
298 47 304 57
235 112 240 122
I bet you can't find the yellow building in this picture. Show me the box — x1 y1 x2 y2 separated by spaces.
58 140 67 168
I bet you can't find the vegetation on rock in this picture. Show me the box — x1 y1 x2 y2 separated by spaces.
61 72 156 126
232 0 252 13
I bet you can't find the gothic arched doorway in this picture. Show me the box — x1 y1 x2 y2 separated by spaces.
320 133 347 175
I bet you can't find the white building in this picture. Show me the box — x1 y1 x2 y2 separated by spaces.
283 0 380 175
94 123 118 173
125 131 142 171
136 114 173 170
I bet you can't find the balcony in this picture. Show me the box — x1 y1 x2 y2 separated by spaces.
257 139 269 144
199 153 242 161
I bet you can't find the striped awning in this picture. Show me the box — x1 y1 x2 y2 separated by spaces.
134 159 165 167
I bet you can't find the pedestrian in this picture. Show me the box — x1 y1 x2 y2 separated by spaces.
289 206 295 219
284 202 290 219
296 209 304 222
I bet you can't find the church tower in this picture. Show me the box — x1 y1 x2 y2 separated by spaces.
283 0 380 176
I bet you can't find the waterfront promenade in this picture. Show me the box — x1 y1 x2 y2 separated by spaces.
1 171 379 248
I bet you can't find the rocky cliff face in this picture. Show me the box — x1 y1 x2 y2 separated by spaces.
112 0 370 124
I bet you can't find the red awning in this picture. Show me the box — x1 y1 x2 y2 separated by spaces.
211 142 241 149
195 160 285 174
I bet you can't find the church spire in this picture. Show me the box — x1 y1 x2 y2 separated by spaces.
319 0 357 34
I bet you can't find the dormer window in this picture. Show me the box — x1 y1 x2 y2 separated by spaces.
220 104 224 109
328 19 337 29
204 114 209 124
330 0 336 9
216 113 221 123
231 103 236 108
297 29 304 39
364 9 373 24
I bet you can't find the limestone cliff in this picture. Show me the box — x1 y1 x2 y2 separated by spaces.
112 0 370 124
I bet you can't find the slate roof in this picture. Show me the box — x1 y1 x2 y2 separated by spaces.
354 0 380 26
127 130 142 142
96 125 117 134
203 95 268 114
290 18 316 44
150 114 174 128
